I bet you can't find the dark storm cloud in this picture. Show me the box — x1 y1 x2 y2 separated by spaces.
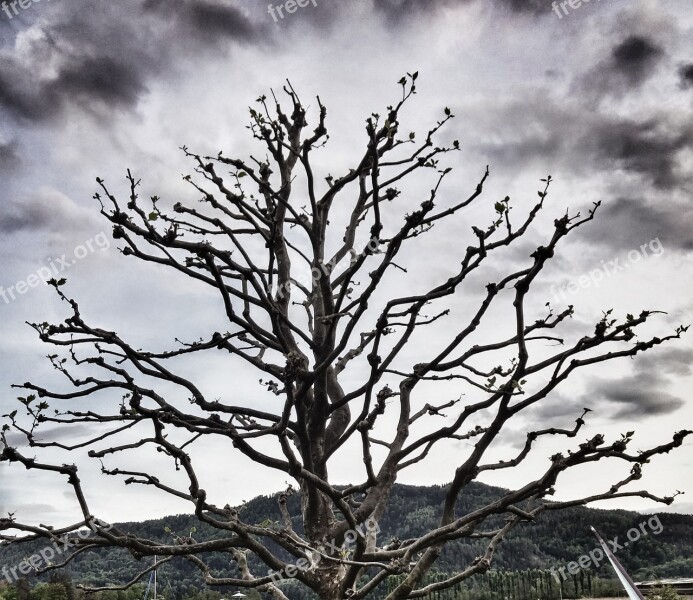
188 1 257 38
51 56 146 107
372 0 463 22
273 0 546 34
494 0 547 15
0 0 263 124
679 63 693 89
0 63 59 122
611 36 664 85
141 0 260 41
0 33 148 122
372 0 545 23
581 197 693 252
579 35 665 101
585 118 693 190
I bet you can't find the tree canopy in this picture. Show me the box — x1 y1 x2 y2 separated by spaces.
1 75 690 600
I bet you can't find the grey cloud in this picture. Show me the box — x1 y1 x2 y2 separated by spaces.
0 200 58 233
477 131 562 169
590 372 685 419
12 503 59 515
373 0 465 21
0 39 147 123
634 347 693 377
270 0 549 33
586 118 693 190
462 94 567 170
3 431 28 448
50 56 147 108
611 36 664 85
581 197 693 252
578 35 665 101
0 188 95 234
187 1 258 39
497 427 532 450
679 63 693 89
0 477 11 515
464 97 691 193
141 0 260 42
533 367 686 422
372 0 546 23
0 0 263 124
466 83 692 191
0 63 60 122
0 141 19 172
494 0 547 15
3 424 98 449
534 392 587 422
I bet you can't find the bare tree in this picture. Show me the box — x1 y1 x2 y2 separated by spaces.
1 75 690 600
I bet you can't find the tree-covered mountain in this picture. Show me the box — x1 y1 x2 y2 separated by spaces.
2 482 692 600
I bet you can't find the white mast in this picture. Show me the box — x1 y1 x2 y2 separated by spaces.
590 527 645 600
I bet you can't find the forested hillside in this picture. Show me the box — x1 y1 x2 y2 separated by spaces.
2 482 691 600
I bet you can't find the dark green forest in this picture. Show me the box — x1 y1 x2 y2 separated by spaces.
2 482 691 600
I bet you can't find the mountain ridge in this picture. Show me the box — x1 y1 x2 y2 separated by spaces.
2 481 692 599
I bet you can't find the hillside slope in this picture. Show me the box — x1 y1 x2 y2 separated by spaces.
2 482 691 599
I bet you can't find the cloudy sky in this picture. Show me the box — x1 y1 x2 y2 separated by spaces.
0 0 692 530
